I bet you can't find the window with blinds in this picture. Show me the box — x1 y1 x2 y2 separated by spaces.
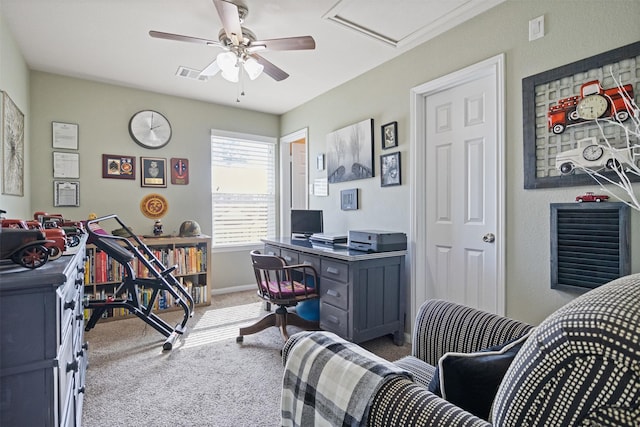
211 131 276 247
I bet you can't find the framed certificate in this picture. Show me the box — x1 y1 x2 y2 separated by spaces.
52 121 79 150
54 181 80 207
53 151 80 178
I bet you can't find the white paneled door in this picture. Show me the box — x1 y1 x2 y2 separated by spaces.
411 55 504 317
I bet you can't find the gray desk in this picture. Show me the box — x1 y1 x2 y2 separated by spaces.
262 238 406 345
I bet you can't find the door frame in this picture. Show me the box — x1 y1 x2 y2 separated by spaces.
279 127 309 237
409 54 506 322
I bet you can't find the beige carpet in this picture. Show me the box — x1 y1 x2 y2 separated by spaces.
81 291 411 426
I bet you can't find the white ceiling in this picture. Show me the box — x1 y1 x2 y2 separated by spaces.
2 0 504 115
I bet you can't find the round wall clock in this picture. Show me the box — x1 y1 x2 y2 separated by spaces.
128 110 172 149
140 193 168 219
582 144 604 161
576 94 608 120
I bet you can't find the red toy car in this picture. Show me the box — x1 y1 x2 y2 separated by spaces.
0 228 53 269
1 218 66 259
576 192 609 203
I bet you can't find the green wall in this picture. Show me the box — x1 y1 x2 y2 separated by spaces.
2 1 639 323
280 0 640 324
0 11 31 218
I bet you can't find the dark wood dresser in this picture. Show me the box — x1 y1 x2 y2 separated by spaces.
0 241 88 426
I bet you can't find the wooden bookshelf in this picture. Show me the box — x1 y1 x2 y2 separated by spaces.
84 235 211 321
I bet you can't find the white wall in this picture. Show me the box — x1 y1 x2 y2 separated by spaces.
281 0 640 324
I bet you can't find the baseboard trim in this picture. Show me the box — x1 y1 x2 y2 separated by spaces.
211 284 256 295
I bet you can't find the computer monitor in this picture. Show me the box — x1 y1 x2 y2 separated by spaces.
291 210 323 238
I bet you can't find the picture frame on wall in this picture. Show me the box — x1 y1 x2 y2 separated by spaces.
52 121 79 150
381 121 398 149
2 90 25 196
141 156 167 188
170 157 189 185
326 118 374 183
54 181 80 207
522 41 640 189
53 151 80 179
102 154 135 179
381 151 401 187
340 188 358 210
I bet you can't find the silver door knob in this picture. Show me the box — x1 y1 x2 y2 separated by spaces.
482 233 495 243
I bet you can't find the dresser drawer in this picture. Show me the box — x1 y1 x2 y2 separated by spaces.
57 325 75 413
321 259 349 283
320 302 348 338
320 278 348 310
280 248 299 265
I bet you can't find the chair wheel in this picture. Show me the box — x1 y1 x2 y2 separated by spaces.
236 336 243 343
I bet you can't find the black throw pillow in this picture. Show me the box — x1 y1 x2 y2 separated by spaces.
426 331 532 420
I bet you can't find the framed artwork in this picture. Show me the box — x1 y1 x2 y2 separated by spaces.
52 121 79 150
2 91 25 196
340 188 358 210
381 121 398 149
141 157 167 188
54 181 80 207
53 151 80 179
170 157 189 185
102 154 135 179
522 41 640 189
326 118 374 183
381 151 401 187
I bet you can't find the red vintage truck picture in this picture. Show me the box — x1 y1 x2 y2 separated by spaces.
547 80 634 134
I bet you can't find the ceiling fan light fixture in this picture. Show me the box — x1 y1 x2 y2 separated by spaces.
244 57 264 80
221 67 239 83
216 51 237 72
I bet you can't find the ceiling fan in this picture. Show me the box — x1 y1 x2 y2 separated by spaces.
149 0 316 83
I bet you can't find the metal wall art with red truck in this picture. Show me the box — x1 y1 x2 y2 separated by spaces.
547 80 634 134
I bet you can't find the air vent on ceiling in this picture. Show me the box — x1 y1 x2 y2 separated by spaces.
550 202 630 292
175 66 208 81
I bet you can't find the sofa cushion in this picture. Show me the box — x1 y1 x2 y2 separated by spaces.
427 330 532 420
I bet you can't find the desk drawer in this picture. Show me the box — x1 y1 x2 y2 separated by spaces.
321 259 349 283
299 254 321 275
320 302 348 338
280 249 299 265
263 245 280 257
320 278 348 310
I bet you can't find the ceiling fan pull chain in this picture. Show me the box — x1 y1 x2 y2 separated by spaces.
240 64 246 99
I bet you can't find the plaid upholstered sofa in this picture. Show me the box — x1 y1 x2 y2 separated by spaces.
281 273 640 426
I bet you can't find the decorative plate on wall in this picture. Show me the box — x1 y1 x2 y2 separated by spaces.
140 193 168 219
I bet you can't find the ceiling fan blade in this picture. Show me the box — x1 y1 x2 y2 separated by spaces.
212 0 243 45
149 30 222 48
250 36 316 52
251 54 289 81
199 59 221 77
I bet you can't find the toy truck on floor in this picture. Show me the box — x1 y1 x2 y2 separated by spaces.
548 80 634 135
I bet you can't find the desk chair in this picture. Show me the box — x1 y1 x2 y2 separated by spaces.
237 250 320 343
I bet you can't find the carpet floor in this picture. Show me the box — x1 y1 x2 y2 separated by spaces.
81 291 411 426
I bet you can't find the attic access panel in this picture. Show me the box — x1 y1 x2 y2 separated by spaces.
550 202 630 292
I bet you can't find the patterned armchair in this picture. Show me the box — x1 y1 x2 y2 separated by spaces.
282 274 640 426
